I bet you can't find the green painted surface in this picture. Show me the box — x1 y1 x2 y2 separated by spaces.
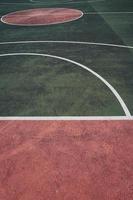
0 0 132 116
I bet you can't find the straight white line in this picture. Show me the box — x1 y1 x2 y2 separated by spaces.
0 52 131 117
0 40 133 49
0 0 104 5
84 11 133 14
0 116 132 120
30 0 105 5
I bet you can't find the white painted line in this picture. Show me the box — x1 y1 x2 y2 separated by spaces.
84 11 133 14
29 0 105 4
0 0 103 5
0 116 132 120
0 40 133 49
0 52 131 117
1 9 84 26
0 0 104 4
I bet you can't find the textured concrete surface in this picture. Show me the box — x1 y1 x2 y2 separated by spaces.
0 120 133 200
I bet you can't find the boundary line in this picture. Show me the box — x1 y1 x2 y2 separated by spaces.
0 52 131 117
0 116 133 120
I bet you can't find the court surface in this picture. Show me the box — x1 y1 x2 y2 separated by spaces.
0 0 133 199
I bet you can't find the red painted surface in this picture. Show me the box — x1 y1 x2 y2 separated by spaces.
0 120 133 200
1 8 83 26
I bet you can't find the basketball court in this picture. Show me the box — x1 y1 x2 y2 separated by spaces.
0 0 133 199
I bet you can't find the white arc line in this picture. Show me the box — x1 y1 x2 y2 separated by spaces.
0 52 131 117
0 40 133 49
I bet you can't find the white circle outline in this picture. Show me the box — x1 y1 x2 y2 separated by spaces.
1 8 84 26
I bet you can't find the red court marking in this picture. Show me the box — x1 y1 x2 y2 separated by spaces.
1 8 83 26
0 120 133 200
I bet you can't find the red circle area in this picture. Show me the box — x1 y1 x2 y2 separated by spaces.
1 8 83 26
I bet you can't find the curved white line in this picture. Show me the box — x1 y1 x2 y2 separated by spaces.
0 52 131 117
0 40 133 49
